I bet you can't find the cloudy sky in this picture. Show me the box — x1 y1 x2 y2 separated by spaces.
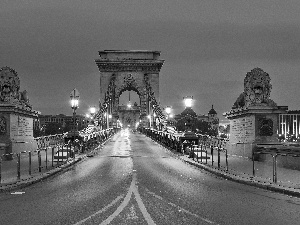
1 0 300 120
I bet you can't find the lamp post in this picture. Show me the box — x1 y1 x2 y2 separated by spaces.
179 96 198 154
89 106 96 125
184 96 193 108
70 88 79 156
147 115 152 128
165 106 172 131
183 96 193 132
108 114 112 129
104 112 107 129
153 112 157 129
165 106 171 119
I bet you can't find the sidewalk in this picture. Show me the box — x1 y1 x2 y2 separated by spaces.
0 144 105 192
178 149 300 197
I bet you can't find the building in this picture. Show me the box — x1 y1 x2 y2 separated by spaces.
279 110 300 139
36 114 89 131
174 105 219 133
194 105 219 130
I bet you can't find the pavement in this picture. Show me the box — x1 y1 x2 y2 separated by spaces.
2 134 300 198
177 148 300 198
0 142 107 192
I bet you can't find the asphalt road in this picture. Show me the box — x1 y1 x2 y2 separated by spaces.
0 129 300 225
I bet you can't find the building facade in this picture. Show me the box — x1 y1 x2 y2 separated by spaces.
36 114 89 131
174 105 219 133
278 110 300 139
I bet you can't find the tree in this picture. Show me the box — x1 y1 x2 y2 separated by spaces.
44 122 63 135
33 128 43 138
195 120 210 134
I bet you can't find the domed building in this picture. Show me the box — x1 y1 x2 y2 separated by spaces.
180 107 197 118
174 105 219 135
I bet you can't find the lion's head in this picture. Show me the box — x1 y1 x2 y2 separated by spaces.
244 68 273 107
0 67 20 103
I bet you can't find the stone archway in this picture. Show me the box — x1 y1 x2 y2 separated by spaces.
95 50 165 128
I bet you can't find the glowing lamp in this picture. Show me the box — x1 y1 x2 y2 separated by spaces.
183 96 193 108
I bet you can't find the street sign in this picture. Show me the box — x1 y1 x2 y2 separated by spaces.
70 88 80 99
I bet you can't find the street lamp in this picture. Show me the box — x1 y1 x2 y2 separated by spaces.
153 112 157 129
108 114 112 129
104 112 107 129
147 115 152 128
90 106 96 114
183 96 194 132
165 106 172 130
165 106 172 119
127 101 132 109
89 106 96 125
184 96 193 108
70 88 80 157
179 96 197 155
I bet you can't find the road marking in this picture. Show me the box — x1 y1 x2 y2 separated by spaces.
100 175 136 225
10 191 25 195
145 189 218 225
75 130 155 225
133 178 156 225
73 195 124 225
100 173 156 225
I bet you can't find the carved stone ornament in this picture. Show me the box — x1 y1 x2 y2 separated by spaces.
0 116 6 135
258 118 273 136
124 73 134 87
96 62 163 72
232 68 277 109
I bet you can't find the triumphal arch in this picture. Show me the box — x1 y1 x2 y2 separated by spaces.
95 50 165 128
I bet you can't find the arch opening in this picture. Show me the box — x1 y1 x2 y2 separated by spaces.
118 89 140 129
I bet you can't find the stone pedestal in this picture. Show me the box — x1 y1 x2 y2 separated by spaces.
224 106 286 158
0 67 39 159
0 104 39 158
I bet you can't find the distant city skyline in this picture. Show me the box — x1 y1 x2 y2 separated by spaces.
1 1 300 119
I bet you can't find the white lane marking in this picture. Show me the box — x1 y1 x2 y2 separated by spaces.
132 176 156 225
75 131 155 225
73 195 123 225
145 189 218 225
100 174 136 225
10 191 25 195
100 173 156 225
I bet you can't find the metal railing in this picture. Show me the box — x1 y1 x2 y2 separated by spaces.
254 144 300 183
140 127 300 185
0 128 116 184
139 127 229 171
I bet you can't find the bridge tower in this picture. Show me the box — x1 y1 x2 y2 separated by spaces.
95 50 165 128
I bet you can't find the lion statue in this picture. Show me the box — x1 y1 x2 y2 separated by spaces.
0 67 32 109
0 66 20 103
232 68 277 109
